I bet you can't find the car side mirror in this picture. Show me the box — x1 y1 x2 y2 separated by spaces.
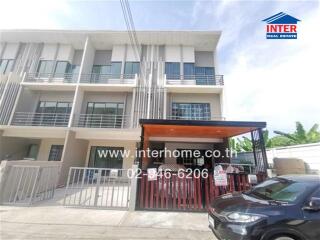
303 197 320 211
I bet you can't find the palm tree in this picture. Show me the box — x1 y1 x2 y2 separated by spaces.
274 122 320 145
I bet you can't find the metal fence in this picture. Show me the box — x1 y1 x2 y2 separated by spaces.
80 73 136 84
12 112 70 127
1 165 60 205
166 75 224 86
25 73 78 83
63 167 131 209
74 114 130 128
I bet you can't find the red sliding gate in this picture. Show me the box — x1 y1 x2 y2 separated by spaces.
137 171 265 211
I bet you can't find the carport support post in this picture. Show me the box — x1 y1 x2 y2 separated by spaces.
129 164 138 211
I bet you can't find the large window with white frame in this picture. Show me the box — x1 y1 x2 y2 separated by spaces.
171 103 211 120
84 102 124 128
34 101 72 126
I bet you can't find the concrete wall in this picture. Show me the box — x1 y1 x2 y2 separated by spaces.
195 51 214 67
168 93 222 118
15 90 75 113
59 130 89 185
165 45 180 62
0 134 40 160
37 138 65 161
85 139 136 170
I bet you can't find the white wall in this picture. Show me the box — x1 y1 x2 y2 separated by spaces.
165 45 181 62
111 45 125 62
195 51 214 67
182 46 195 62
40 43 58 60
267 143 320 171
56 44 74 62
59 130 89 185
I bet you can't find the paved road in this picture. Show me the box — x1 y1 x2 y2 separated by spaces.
0 205 215 240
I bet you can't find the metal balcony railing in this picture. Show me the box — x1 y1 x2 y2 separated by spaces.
12 112 70 127
25 73 78 83
165 75 224 86
75 114 129 128
166 115 225 121
80 73 136 84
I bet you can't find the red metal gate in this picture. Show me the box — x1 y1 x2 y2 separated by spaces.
137 171 260 211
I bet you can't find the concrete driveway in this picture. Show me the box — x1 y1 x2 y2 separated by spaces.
0 189 215 240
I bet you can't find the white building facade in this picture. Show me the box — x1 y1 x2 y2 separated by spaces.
0 30 226 184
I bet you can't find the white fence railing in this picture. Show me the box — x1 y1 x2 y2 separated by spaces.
64 167 131 209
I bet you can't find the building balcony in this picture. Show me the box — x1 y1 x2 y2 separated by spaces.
164 74 224 94
22 73 78 91
78 73 137 92
74 114 130 129
11 112 70 127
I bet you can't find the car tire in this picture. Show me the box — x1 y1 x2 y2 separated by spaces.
271 236 297 240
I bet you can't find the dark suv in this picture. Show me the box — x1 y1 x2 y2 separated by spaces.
208 175 320 240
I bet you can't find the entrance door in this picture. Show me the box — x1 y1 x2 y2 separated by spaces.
89 146 124 169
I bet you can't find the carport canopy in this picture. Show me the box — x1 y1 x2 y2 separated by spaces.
139 119 266 139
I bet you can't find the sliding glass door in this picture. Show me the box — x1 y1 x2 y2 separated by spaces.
85 102 124 128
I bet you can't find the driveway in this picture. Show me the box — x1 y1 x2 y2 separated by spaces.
0 189 215 240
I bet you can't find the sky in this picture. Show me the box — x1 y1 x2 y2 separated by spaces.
0 0 319 134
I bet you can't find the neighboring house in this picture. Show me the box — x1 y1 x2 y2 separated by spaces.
0 30 268 192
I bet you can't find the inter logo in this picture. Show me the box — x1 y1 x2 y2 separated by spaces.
262 12 300 39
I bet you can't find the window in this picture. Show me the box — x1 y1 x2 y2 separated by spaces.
195 67 215 85
85 102 124 128
111 62 122 77
48 145 64 161
183 63 195 79
248 179 314 203
165 62 180 79
54 61 71 78
92 65 111 74
124 62 140 78
34 101 72 126
0 59 15 74
37 60 54 77
88 146 124 170
172 103 211 120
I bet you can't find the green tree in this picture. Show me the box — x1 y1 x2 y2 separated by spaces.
274 122 320 145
